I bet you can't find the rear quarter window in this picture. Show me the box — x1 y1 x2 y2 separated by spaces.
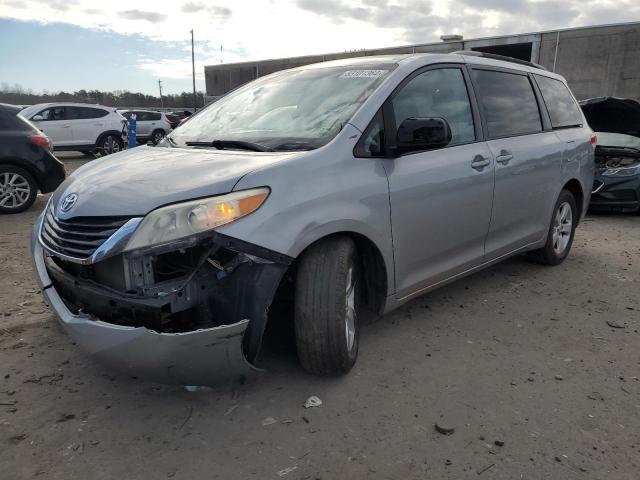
534 75 583 129
0 108 34 131
472 69 542 139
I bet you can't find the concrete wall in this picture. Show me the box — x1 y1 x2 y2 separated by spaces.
205 23 640 101
204 42 462 96
538 24 640 101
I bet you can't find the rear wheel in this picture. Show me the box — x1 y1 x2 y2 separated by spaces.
294 236 360 375
527 190 577 265
151 129 165 145
0 165 37 214
99 134 123 156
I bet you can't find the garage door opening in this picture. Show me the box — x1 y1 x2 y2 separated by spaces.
471 42 533 61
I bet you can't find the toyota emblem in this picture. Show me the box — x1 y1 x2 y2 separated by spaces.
59 193 78 213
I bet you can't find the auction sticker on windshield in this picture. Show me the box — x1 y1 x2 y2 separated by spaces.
340 70 388 78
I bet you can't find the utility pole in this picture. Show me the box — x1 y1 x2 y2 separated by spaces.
158 79 163 109
190 29 197 112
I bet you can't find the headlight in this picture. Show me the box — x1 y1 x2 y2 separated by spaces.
602 165 640 177
125 187 269 251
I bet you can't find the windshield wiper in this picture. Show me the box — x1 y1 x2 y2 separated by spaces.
185 139 274 152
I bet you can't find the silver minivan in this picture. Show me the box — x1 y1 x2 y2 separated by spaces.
32 52 594 386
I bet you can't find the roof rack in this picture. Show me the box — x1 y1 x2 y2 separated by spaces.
453 50 548 71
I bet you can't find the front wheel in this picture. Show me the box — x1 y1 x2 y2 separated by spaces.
527 190 577 265
294 236 360 375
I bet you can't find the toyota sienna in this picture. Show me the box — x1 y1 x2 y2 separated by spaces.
31 52 595 386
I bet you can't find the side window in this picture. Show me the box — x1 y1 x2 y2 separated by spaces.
534 75 582 129
354 111 385 157
136 112 149 121
391 68 475 146
472 69 542 138
121 111 132 120
66 107 82 120
147 112 161 121
37 107 66 121
72 107 109 119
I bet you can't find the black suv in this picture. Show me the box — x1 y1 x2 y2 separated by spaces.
0 103 66 213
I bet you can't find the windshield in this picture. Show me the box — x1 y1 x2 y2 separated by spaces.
596 132 640 150
169 64 395 151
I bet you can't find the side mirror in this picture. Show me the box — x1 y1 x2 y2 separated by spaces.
31 115 44 122
395 117 452 154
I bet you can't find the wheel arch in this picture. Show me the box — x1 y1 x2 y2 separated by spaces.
289 230 389 316
0 159 43 192
94 130 124 147
562 178 585 221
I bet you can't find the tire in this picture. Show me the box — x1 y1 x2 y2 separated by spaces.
151 129 165 145
294 236 360 375
0 165 38 214
527 190 577 265
98 134 123 156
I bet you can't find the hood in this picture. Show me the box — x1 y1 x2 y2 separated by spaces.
51 146 296 218
579 97 640 137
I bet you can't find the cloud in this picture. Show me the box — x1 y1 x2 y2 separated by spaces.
181 2 231 18
181 2 205 13
119 9 167 23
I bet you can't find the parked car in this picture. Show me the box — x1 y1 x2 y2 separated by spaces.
119 110 173 145
169 110 193 120
580 97 640 213
19 103 126 155
165 113 181 130
31 52 594 386
0 103 65 213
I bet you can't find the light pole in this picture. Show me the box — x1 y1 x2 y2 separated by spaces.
158 79 163 109
190 29 197 112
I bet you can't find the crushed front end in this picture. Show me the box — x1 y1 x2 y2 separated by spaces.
31 205 291 386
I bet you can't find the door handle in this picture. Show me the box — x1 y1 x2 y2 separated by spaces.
61 124 71 128
471 155 490 171
496 150 513 165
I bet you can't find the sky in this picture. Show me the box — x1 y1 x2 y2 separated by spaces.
0 0 639 95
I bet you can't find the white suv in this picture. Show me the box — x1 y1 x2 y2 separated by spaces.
119 110 173 145
20 103 127 155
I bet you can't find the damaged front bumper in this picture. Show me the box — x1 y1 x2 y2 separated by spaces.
31 220 292 386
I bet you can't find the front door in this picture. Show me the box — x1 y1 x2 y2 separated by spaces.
384 66 495 299
31 106 73 147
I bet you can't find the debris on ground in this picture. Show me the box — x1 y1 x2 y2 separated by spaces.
494 440 505 447
303 395 322 408
434 423 455 435
477 463 495 475
55 413 75 423
555 375 564 381
276 465 297 477
261 417 277 427
606 320 626 329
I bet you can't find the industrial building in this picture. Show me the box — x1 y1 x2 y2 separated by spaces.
204 21 640 102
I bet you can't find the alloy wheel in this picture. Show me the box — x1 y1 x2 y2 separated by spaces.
344 265 357 352
103 135 121 155
551 201 572 255
0 172 31 209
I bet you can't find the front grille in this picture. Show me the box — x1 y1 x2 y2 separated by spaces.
40 205 131 259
